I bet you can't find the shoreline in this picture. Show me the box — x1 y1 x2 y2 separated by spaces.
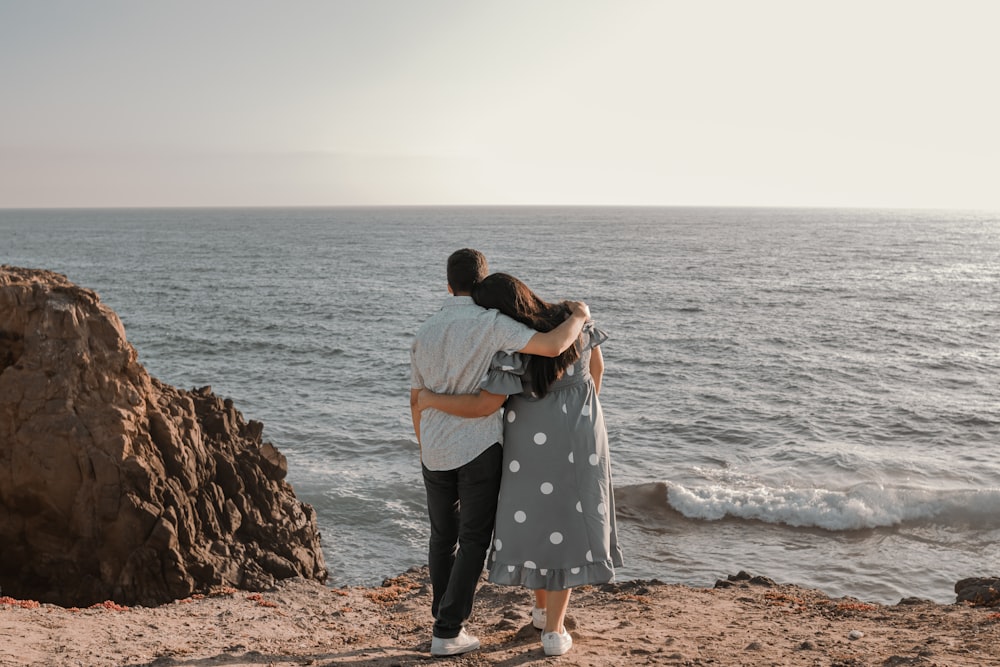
2 567 998 666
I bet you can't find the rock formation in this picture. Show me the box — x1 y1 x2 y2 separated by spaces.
955 577 1000 607
0 266 327 607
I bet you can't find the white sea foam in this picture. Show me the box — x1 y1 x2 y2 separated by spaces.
666 482 1000 531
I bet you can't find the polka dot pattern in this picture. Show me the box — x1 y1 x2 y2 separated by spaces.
483 325 619 590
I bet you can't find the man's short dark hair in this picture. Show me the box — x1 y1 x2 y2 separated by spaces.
447 248 488 294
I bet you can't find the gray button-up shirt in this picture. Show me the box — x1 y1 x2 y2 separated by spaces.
411 296 535 470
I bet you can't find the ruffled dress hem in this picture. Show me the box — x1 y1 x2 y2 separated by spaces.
488 554 624 591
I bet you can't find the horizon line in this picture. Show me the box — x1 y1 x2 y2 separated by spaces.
2 203 997 213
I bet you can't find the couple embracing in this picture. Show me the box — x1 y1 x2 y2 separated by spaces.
409 248 623 657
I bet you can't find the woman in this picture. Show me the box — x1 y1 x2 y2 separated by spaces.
418 273 623 657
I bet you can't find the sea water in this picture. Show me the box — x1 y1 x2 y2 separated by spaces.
2 205 998 604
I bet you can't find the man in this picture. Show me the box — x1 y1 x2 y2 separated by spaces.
409 248 589 656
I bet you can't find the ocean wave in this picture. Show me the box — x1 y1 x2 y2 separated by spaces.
663 482 1000 531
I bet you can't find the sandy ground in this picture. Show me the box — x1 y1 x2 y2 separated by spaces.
2 567 999 667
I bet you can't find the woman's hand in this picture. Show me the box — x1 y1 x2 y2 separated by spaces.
417 388 437 411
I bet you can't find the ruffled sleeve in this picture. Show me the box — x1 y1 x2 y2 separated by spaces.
583 320 609 350
479 351 526 396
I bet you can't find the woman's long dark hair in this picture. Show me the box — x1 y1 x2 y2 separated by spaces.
472 273 580 397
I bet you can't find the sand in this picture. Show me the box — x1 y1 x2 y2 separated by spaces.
2 567 998 667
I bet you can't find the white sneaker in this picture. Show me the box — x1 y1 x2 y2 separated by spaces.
542 628 573 656
430 628 481 656
531 606 546 630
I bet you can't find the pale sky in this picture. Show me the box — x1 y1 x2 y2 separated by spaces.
2 0 998 209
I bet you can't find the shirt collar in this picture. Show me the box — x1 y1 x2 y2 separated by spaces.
442 295 475 307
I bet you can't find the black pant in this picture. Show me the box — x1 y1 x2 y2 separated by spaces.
421 442 503 639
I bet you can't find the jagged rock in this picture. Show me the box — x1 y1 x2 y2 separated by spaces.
955 577 1000 607
0 266 327 607
719 571 776 587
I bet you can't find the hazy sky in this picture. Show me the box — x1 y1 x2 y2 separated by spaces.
2 0 998 209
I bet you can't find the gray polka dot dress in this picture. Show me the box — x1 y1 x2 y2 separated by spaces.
484 322 623 591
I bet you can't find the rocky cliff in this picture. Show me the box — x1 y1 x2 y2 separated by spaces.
0 266 327 607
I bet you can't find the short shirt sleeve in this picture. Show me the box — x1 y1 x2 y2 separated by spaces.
491 311 536 354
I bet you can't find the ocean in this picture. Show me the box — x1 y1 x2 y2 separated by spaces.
2 206 998 605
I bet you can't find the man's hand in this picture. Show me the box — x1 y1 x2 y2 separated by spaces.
520 299 590 357
566 300 590 320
